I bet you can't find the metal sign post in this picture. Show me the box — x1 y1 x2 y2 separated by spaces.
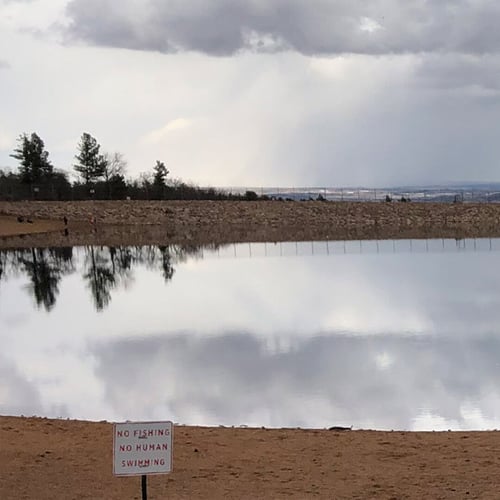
142 474 147 500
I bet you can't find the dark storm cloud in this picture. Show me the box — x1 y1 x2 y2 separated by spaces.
274 86 500 186
63 0 500 56
416 54 500 90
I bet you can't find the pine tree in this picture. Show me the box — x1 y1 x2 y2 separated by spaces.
153 161 169 187
10 132 53 184
74 133 107 184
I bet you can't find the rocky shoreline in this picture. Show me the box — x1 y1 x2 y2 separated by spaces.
2 200 500 249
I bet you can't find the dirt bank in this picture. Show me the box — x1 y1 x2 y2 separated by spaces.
1 200 500 249
0 215 63 237
0 416 498 499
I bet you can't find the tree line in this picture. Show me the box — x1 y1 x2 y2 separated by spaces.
1 132 261 201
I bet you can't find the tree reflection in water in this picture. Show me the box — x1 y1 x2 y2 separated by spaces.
0 244 216 312
0 250 6 283
83 247 117 311
17 248 74 311
158 246 175 281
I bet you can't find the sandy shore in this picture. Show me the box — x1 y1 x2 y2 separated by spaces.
2 200 500 249
1 416 499 500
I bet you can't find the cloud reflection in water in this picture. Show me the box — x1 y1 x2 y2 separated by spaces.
1 239 500 430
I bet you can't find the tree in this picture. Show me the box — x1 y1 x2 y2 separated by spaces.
10 132 53 185
152 161 169 199
103 152 127 182
103 152 128 199
50 170 72 200
74 133 106 184
153 161 169 187
138 171 153 199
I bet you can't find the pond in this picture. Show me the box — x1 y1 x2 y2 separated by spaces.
1 238 500 430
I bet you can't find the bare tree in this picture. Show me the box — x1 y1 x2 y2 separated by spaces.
139 172 153 199
103 152 127 182
102 151 128 199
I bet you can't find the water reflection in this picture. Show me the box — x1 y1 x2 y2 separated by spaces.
1 238 500 430
91 332 500 431
0 244 209 311
1 238 499 312
2 248 74 311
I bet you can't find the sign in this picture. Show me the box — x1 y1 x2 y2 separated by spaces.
113 421 173 476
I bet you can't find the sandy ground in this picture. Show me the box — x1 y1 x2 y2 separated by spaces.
2 200 500 249
2 201 500 499
1 416 499 500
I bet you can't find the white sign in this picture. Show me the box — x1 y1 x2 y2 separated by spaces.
113 421 173 476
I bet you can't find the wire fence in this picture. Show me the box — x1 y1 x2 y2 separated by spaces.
209 186 500 203
2 181 500 203
197 237 500 260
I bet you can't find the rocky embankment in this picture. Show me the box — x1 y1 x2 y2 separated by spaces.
1 200 500 248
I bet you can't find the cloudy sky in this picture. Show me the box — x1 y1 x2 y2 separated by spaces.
1 0 500 187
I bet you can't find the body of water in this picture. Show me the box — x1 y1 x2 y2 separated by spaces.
1 239 500 430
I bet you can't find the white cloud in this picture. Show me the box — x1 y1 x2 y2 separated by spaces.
0 0 68 32
0 128 14 151
141 118 193 145
359 17 383 34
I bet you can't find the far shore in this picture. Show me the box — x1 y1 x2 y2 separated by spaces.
2 199 500 249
